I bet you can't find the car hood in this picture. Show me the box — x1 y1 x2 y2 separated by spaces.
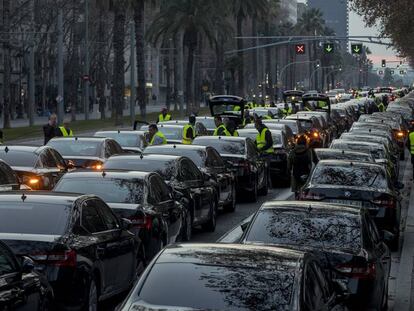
128 301 200 311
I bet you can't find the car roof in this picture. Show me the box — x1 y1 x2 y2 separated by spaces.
260 200 361 216
0 145 47 154
317 159 384 169
194 136 248 142
49 136 108 142
95 130 145 135
159 243 306 267
332 139 385 149
108 154 182 162
0 191 86 204
60 169 152 180
145 144 208 152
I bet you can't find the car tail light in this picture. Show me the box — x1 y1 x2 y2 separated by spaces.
31 250 77 267
336 263 376 280
396 131 405 139
129 215 152 230
312 131 320 138
371 198 396 209
298 192 325 201
22 175 42 189
87 161 103 170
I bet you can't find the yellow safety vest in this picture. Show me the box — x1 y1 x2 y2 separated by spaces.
213 124 231 136
282 108 292 116
256 127 274 154
59 127 73 137
377 103 385 112
149 131 167 145
158 114 171 122
409 132 414 155
233 130 239 137
182 124 195 144
233 106 241 112
317 101 327 108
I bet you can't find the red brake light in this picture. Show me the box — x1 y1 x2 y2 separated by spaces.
371 199 396 209
129 215 152 230
336 263 376 280
31 250 76 267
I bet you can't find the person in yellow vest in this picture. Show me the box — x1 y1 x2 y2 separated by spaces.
213 116 231 136
281 103 293 117
254 117 274 155
146 124 167 146
58 119 74 137
182 115 196 144
242 110 252 127
157 107 172 123
226 119 239 137
409 129 414 176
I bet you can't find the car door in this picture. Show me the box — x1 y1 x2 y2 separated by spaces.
0 243 39 311
149 175 182 244
302 261 330 311
206 148 232 203
94 199 137 290
79 200 118 296
246 139 266 188
179 158 212 220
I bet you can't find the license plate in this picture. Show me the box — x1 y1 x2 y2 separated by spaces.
327 199 363 207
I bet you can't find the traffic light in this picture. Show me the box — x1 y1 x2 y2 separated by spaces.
295 44 306 55
378 70 384 75
390 70 395 75
400 70 406 75
323 43 334 54
381 59 386 68
351 44 363 54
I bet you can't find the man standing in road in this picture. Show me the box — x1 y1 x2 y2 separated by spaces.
254 117 273 155
182 115 196 144
146 124 167 146
43 113 58 145
213 116 231 136
57 119 74 137
289 136 313 196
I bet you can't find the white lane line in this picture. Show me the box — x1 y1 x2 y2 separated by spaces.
270 187 294 201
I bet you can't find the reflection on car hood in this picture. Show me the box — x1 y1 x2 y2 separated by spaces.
307 184 393 195
129 301 201 311
107 202 141 211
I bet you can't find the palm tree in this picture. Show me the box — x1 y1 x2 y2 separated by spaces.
2 0 11 129
232 0 268 96
146 0 219 113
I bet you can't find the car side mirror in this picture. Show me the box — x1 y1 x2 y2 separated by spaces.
381 230 395 243
66 160 75 170
21 256 35 273
120 218 132 231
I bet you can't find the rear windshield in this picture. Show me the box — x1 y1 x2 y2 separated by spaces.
330 142 385 160
0 151 38 167
55 178 145 204
48 140 101 157
311 164 388 189
95 133 141 148
212 104 242 116
197 118 215 129
138 262 295 310
158 127 183 140
144 148 205 167
297 120 313 130
315 151 373 162
246 210 361 252
239 132 282 146
0 202 70 235
194 139 245 155
104 158 176 180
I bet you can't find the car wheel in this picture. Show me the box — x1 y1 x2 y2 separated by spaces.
86 278 98 311
258 173 268 196
202 201 216 232
248 179 258 203
381 283 389 311
223 184 236 213
400 151 405 161
181 210 193 241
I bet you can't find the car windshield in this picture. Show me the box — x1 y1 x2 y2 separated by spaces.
159 127 183 140
212 104 242 116
296 120 313 130
48 140 101 157
55 178 145 204
311 164 388 189
246 210 361 253
197 118 215 129
138 262 295 310
0 202 70 235
144 148 206 167
104 158 177 180
330 142 385 160
95 133 141 148
315 150 373 162
0 151 38 167
194 139 245 155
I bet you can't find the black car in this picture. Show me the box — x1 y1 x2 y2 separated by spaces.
263 118 307 139
299 160 400 250
54 170 185 260
103 154 218 235
143 144 236 211
0 146 68 190
47 136 124 169
119 243 349 311
193 136 268 202
0 159 21 191
220 201 391 310
238 128 293 184
0 241 52 310
0 192 142 309
94 130 146 154
313 149 376 164
286 114 327 147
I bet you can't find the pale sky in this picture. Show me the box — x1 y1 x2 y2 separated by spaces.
297 0 403 68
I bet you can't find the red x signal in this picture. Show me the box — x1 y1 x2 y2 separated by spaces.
295 44 306 55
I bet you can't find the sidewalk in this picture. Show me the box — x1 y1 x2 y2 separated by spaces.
0 103 178 128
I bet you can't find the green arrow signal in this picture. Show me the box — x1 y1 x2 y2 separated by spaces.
353 46 360 53
326 45 333 52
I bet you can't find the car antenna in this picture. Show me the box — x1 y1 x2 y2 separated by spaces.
21 193 27 202
102 171 106 177
342 150 345 154
75 137 78 141
219 136 222 139
308 205 312 213
118 129 120 133
350 162 354 167
140 154 144 159
173 145 177 149
4 146 9 153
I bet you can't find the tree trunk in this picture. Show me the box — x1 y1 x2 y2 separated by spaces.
251 19 258 96
97 9 106 120
236 12 244 96
313 43 318 90
264 22 272 99
165 41 172 110
2 0 11 129
173 35 179 111
214 37 225 94
112 2 126 126
186 43 195 114
134 0 146 119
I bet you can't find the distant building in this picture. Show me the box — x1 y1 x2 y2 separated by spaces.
280 0 298 25
297 2 307 20
307 0 349 49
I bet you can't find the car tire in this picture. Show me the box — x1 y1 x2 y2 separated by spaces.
258 174 268 196
202 201 216 232
181 210 193 241
400 151 405 161
85 278 98 311
224 184 237 213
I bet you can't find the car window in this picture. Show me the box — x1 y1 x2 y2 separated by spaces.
47 140 102 157
366 214 381 244
206 148 225 168
311 262 332 303
304 263 324 310
0 162 18 184
49 149 67 170
0 244 18 276
149 175 170 203
246 140 257 159
39 149 58 168
81 201 107 233
180 159 202 181
94 199 120 230
106 140 121 157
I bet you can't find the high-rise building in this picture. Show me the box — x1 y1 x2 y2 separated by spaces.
307 0 349 49
280 0 298 25
297 2 307 20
